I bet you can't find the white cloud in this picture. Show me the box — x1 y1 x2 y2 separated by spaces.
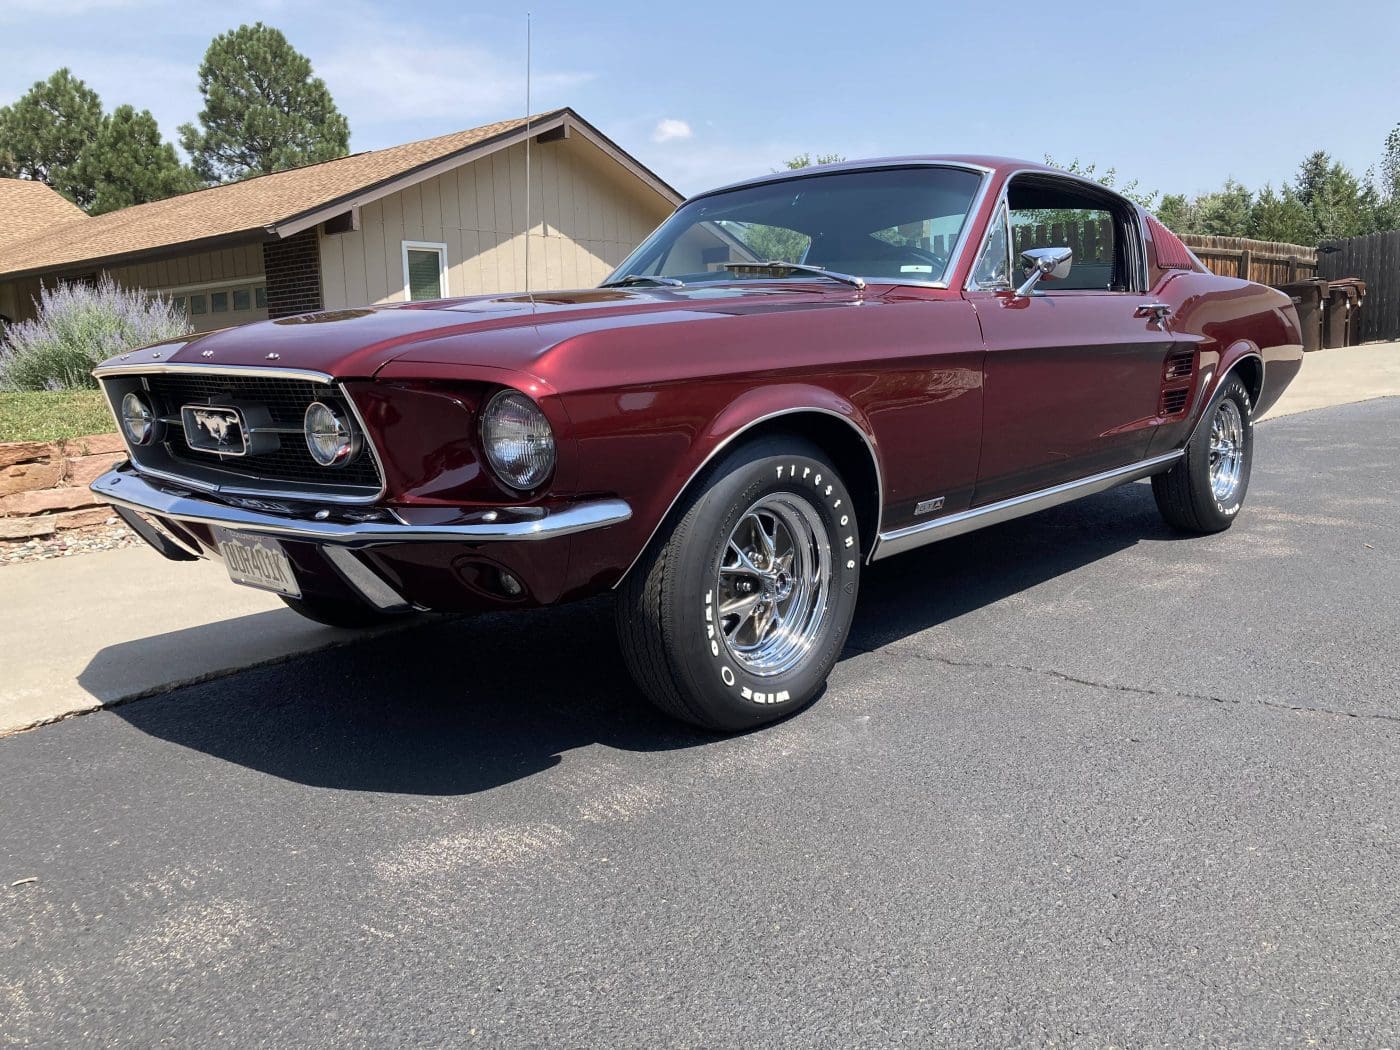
650 118 692 144
315 27 594 142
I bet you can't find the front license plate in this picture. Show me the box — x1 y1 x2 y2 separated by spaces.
214 527 302 598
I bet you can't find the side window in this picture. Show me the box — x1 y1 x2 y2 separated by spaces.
970 206 1011 289
1006 178 1135 292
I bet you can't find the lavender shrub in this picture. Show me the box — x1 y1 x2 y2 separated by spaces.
0 276 191 391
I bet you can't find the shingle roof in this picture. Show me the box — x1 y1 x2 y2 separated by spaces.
1 110 632 280
0 179 87 253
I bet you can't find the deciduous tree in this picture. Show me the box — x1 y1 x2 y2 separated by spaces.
785 153 845 170
1043 155 1158 209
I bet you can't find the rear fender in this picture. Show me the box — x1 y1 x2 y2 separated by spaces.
1188 341 1263 441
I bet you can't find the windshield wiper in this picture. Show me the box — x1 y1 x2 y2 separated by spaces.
601 274 685 288
724 261 866 290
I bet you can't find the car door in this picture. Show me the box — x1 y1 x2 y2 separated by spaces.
964 174 1180 507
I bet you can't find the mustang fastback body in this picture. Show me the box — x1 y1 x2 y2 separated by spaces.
92 156 1302 729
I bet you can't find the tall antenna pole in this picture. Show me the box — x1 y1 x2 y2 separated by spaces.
524 12 534 308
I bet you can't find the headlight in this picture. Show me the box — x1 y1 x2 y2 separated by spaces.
120 391 159 446
303 401 361 467
481 390 555 490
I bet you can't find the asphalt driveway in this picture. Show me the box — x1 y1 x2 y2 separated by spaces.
3 399 1398 1047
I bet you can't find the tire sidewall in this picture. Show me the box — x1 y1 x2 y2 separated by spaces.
1192 375 1254 526
664 443 860 730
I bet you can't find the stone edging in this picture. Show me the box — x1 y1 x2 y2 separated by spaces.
0 434 125 539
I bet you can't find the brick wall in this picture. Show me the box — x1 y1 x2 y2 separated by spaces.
261 229 323 318
0 435 125 539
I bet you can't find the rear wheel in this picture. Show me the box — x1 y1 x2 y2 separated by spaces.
616 437 861 732
280 594 413 629
1153 374 1254 533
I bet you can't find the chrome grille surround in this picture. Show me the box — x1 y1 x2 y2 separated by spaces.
95 363 387 504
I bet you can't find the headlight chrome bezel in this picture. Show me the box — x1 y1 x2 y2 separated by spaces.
303 400 362 468
120 390 160 446
480 389 556 492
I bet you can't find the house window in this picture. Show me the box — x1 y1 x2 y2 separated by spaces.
211 291 229 313
402 241 448 301
189 294 207 315
255 286 267 309
232 288 251 311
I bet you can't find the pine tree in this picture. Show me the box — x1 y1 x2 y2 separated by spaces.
77 105 201 215
1248 184 1316 245
178 23 350 182
0 69 105 208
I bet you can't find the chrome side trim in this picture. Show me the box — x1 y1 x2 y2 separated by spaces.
94 362 336 383
611 406 885 589
871 451 1184 561
91 466 631 547
321 547 414 611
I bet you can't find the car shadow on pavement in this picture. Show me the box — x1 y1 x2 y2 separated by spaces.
848 479 1184 651
98 481 1183 796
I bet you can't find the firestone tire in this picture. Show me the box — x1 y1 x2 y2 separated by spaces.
615 437 861 732
280 594 414 629
1152 374 1254 534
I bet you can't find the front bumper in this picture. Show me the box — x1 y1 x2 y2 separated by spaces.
91 464 631 547
91 464 632 612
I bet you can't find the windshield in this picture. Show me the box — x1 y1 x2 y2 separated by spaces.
607 166 983 288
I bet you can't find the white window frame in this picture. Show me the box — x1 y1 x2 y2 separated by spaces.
402 240 449 301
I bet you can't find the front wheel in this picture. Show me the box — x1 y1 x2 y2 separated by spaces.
1153 374 1254 533
616 437 861 732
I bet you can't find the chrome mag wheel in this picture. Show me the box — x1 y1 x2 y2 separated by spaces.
716 493 833 677
1209 398 1246 503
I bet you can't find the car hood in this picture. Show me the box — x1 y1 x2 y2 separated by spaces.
107 284 870 379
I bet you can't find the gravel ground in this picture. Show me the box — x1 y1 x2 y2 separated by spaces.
0 520 141 565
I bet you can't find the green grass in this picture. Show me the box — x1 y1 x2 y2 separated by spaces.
0 390 114 443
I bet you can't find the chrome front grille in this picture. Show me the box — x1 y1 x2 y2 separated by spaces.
100 367 384 503
147 374 382 490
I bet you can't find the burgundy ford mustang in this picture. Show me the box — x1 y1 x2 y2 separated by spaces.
92 157 1302 730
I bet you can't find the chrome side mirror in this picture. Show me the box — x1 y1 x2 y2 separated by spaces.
1014 247 1073 297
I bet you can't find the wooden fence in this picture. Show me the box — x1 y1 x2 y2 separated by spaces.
1179 235 1318 285
1318 230 1400 343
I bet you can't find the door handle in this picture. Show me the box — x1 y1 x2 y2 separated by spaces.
1135 303 1171 324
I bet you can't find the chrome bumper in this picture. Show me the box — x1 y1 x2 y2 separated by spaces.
90 465 632 548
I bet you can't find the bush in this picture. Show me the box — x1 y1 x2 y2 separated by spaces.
0 276 191 391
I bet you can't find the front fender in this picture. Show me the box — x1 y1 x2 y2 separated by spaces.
560 381 884 596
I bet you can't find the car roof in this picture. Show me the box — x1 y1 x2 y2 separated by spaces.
686 156 1099 204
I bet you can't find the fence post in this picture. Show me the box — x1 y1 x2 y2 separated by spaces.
1238 249 1252 280
1288 256 1298 281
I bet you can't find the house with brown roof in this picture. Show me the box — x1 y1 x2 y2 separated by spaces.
0 108 681 333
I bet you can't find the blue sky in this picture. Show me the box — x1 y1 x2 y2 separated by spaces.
3 0 1398 200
